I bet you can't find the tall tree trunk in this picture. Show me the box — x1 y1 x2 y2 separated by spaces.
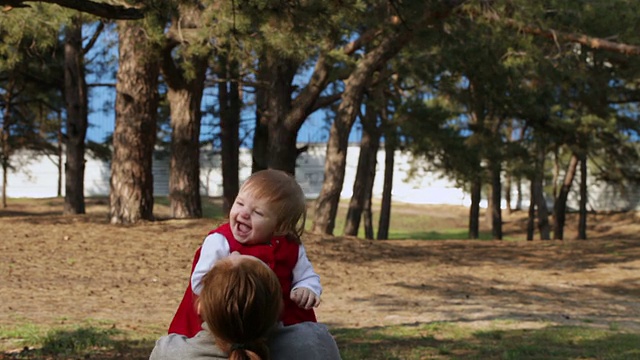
552 145 560 200
534 143 550 240
377 127 396 240
553 153 579 240
57 112 63 197
468 178 481 239
516 177 523 211
63 17 88 215
312 31 412 235
267 41 338 173
490 159 502 240
110 21 159 224
252 55 268 174
162 5 207 219
485 184 493 229
166 73 205 219
505 174 512 214
344 99 380 237
218 54 240 214
578 152 588 239
1 105 8 209
1 159 6 208
263 54 297 174
362 170 376 240
504 120 514 214
526 177 535 241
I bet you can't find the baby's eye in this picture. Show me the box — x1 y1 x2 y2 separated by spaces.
255 210 264 216
235 201 244 206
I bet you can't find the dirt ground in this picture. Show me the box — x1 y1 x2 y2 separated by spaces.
2 198 640 352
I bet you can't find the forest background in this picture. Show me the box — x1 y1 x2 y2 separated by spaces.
1 0 640 359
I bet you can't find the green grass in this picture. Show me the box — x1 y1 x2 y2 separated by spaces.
0 323 155 359
334 322 640 360
153 196 226 218
4 322 638 359
0 322 640 360
306 200 502 240
385 229 494 240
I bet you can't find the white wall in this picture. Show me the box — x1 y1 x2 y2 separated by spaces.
2 145 465 206
2 145 637 211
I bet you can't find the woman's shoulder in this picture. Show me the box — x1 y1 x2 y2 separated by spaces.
150 331 227 360
269 322 342 360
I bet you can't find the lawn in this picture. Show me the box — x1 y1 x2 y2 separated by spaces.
1 197 639 359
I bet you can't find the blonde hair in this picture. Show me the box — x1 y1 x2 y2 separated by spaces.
239 169 307 243
198 256 283 360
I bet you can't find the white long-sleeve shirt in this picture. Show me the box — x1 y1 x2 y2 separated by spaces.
191 232 322 297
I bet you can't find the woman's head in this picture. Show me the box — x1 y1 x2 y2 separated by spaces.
198 253 283 360
229 169 307 245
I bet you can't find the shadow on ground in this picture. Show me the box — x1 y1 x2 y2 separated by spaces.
333 322 640 359
6 323 638 360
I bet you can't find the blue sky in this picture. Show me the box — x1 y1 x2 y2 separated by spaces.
86 85 354 145
85 24 364 147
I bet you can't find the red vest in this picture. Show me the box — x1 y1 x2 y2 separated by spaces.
168 223 316 337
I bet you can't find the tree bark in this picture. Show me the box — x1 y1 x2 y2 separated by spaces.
578 152 588 240
218 54 240 214
499 17 640 56
534 143 551 239
344 99 380 237
505 174 512 214
252 54 269 174
526 178 535 241
57 112 63 197
362 173 376 240
485 185 493 229
2 0 144 19
262 48 339 175
490 159 502 240
162 4 208 219
310 2 470 235
262 53 298 174
1 85 11 209
516 177 523 211
553 153 578 240
63 16 88 215
468 177 481 239
312 30 412 235
377 127 396 240
166 76 205 218
110 20 159 224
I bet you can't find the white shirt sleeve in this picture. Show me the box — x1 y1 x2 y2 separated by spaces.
191 232 230 296
291 245 322 296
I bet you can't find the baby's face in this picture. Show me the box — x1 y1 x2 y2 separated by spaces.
228 190 279 245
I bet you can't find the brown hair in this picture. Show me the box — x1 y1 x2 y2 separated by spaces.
239 169 307 243
198 256 283 360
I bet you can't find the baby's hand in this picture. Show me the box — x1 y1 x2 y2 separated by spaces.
290 287 321 310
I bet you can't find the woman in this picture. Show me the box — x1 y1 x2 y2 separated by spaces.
151 253 341 360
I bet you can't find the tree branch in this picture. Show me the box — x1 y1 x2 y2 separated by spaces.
477 8 640 56
512 20 640 56
2 0 144 20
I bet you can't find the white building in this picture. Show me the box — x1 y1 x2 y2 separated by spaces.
2 144 468 206
3 144 638 211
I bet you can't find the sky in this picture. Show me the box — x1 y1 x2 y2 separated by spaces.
84 25 364 147
86 86 361 146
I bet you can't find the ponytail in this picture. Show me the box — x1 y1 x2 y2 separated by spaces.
227 341 269 360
